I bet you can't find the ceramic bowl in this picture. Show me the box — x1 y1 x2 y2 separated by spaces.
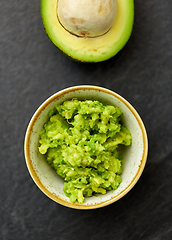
24 85 148 209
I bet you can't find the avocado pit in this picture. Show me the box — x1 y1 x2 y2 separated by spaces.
57 0 117 38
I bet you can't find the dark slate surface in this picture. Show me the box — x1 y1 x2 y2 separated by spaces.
1 1 172 239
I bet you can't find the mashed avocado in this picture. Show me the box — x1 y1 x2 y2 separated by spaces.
38 100 132 204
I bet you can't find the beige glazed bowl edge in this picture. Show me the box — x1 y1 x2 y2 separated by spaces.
24 85 148 210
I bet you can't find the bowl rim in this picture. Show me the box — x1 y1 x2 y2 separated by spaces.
24 85 148 209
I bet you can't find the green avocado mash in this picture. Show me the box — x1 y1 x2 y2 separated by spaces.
38 99 132 204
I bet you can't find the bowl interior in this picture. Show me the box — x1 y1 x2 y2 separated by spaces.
25 87 147 209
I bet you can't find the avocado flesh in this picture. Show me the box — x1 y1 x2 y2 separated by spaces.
41 0 134 62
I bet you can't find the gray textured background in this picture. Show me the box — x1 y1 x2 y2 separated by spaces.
1 1 172 239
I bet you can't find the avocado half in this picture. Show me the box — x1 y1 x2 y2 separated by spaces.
41 0 134 62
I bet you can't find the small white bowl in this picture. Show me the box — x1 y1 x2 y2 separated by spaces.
24 85 148 209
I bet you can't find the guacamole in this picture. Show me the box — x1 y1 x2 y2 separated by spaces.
38 100 132 204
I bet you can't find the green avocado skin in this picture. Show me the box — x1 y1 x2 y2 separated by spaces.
41 0 134 62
